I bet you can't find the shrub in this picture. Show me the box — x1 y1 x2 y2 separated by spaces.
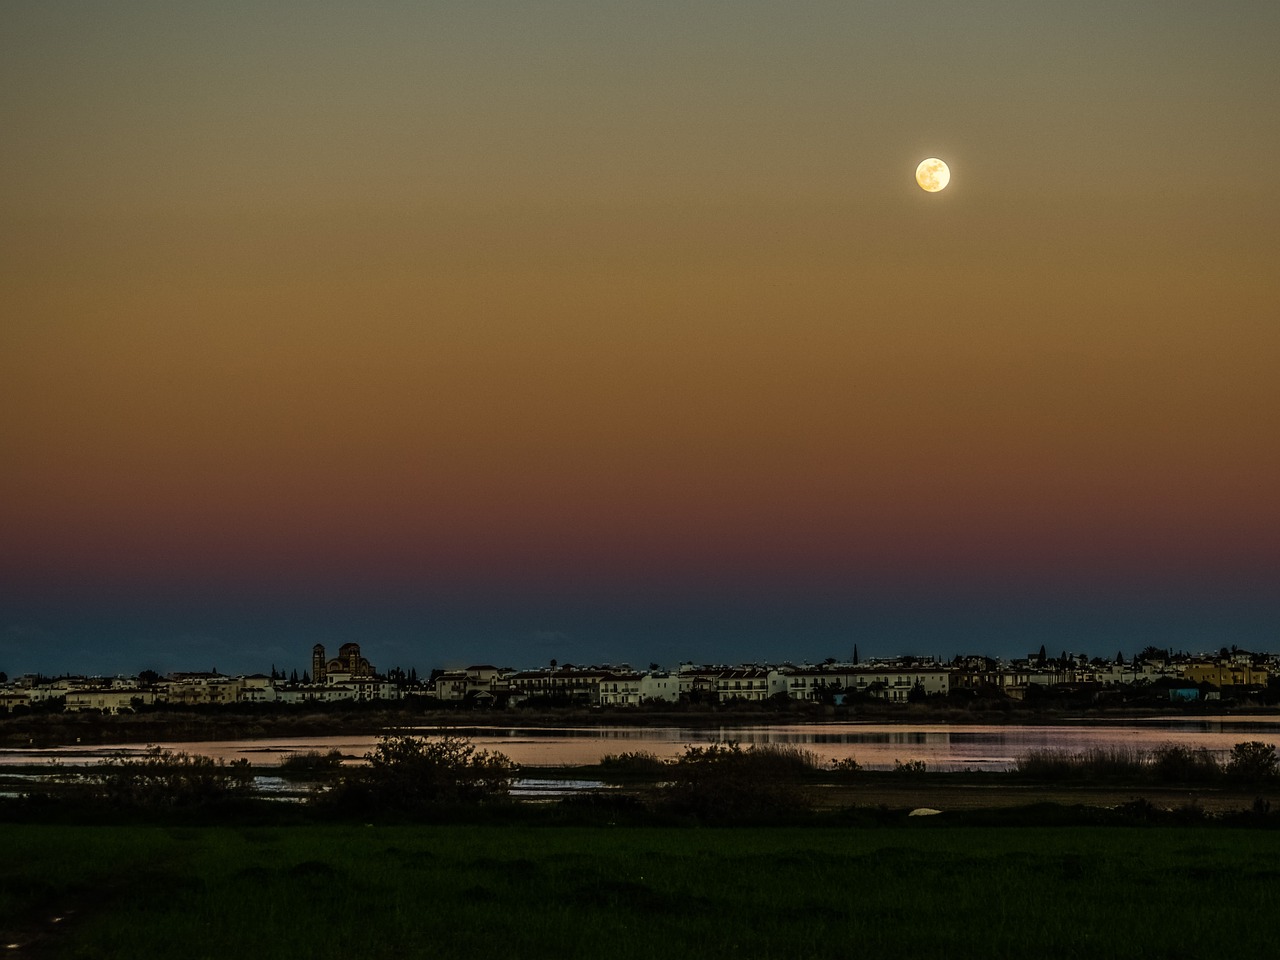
597 751 668 776
322 733 518 814
1114 797 1161 823
280 749 345 774
1014 749 1074 780
830 756 862 776
892 759 927 775
1225 741 1278 783
59 747 255 809
1150 743 1221 784
659 742 812 822
1014 746 1146 781
1077 746 1146 779
739 743 823 776
676 741 744 765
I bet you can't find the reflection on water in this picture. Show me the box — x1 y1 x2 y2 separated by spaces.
0 717 1277 772
512 779 610 798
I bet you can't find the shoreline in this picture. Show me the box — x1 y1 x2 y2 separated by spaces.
5 765 1277 820
5 702 1280 749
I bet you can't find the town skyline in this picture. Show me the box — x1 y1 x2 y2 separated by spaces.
3 634 1274 686
5 639 1272 718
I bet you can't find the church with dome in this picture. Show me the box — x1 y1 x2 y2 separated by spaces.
312 642 375 684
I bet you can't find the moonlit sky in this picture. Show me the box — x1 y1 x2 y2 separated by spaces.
3 2 1278 676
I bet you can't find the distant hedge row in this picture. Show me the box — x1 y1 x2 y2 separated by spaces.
1013 741 1278 784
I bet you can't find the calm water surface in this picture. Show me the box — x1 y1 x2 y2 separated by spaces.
3 717 1279 772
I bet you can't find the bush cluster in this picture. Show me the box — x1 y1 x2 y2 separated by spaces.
1014 741 1278 784
279 749 345 774
597 750 668 776
1015 746 1147 780
1226 741 1279 783
320 733 519 815
1150 744 1220 783
659 742 816 822
56 747 255 810
10 733 1274 826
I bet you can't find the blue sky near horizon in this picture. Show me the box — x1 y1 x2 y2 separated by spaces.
3 577 1274 677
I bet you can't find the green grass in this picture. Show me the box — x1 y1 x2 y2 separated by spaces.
4 823 1280 959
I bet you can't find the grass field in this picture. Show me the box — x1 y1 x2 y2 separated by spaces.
4 822 1279 959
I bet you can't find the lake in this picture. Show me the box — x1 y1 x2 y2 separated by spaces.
2 716 1278 772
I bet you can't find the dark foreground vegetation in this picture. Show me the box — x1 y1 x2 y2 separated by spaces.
1014 740 1280 785
9 733 1278 823
3 734 1279 956
3 822 1280 959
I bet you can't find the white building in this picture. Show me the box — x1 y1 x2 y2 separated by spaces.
598 672 644 707
770 664 950 702
639 672 682 703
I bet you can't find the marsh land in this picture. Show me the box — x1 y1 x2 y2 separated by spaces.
4 721 1278 958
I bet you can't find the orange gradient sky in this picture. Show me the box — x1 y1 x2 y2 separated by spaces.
2 2 1277 673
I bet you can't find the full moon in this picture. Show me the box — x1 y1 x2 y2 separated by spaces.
915 158 950 192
